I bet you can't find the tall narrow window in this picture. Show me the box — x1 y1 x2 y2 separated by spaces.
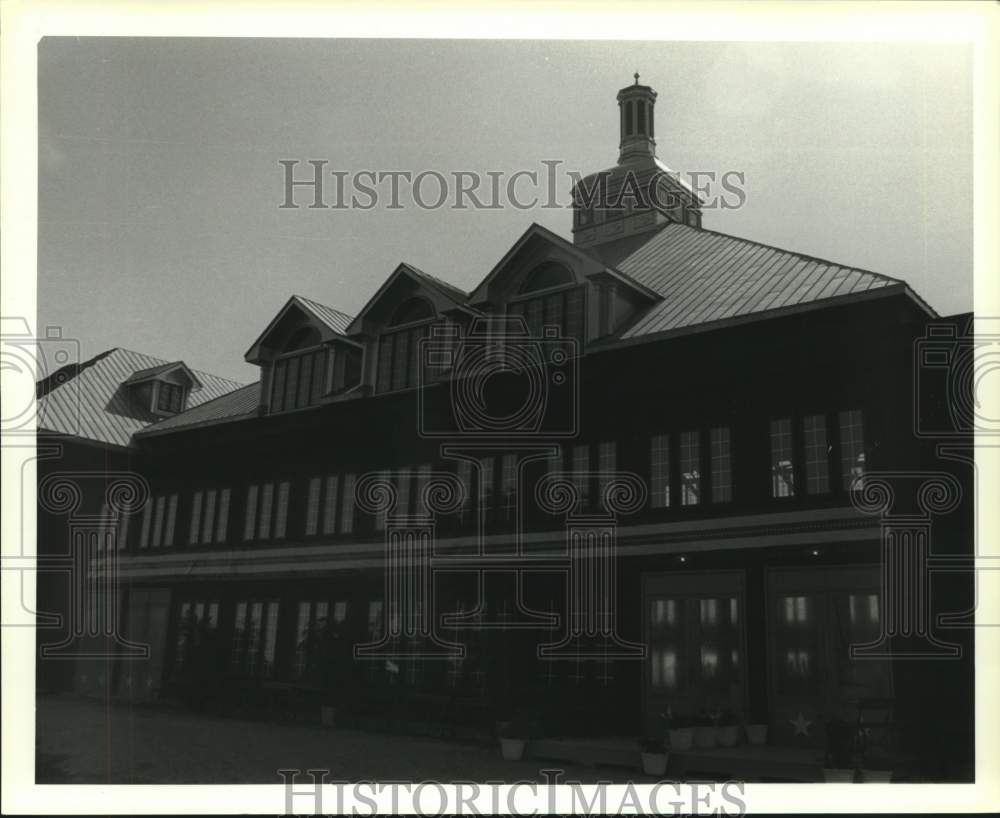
305 477 322 536
414 463 431 514
501 454 517 523
201 489 217 544
839 409 866 490
188 491 203 545
598 441 616 504
680 431 701 506
456 459 473 525
136 500 151 549
243 484 259 541
258 483 274 539
572 444 590 509
650 434 671 508
803 414 830 494
215 489 230 542
151 496 166 548
770 418 795 498
395 470 412 518
340 473 356 534
274 481 290 539
710 427 732 503
480 457 496 520
323 475 340 535
118 504 132 550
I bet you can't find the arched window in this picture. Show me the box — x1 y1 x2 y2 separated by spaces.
376 298 439 393
283 325 321 353
508 261 584 343
518 261 574 295
390 297 434 327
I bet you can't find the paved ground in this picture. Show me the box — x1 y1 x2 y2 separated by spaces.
36 695 634 784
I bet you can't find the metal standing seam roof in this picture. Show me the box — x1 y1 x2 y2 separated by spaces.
291 295 354 335
400 263 471 306
136 381 261 436
613 221 928 339
37 347 245 447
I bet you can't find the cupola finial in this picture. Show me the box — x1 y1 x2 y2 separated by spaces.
634 71 640 85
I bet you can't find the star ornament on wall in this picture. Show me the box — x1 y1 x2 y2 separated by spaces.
790 711 813 736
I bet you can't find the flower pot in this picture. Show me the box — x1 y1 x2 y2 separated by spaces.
717 725 740 747
320 705 336 727
640 751 669 777
745 724 768 745
694 725 717 748
860 769 892 783
668 727 695 751
499 737 527 761
822 768 856 783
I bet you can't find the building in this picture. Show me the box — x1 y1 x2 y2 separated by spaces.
35 347 244 694
37 77 974 781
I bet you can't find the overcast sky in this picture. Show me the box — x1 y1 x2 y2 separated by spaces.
38 38 972 383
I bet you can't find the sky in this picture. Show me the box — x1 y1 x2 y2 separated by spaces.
38 38 973 383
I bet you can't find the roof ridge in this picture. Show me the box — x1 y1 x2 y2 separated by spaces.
294 293 355 318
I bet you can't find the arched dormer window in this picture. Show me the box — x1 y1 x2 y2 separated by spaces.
376 297 444 393
518 261 574 295
270 324 329 413
390 297 434 327
507 260 584 343
283 325 321 352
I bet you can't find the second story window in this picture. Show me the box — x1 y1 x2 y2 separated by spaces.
138 493 178 549
839 409 866 490
507 261 585 344
711 427 733 503
770 418 796 498
269 325 330 413
187 488 230 546
650 434 671 509
157 383 185 414
803 414 830 494
243 481 290 542
376 297 436 393
680 431 701 506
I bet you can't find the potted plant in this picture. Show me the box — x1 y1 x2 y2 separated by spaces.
497 716 530 762
744 705 768 746
638 736 669 777
693 712 718 749
717 710 740 747
822 720 858 783
667 714 696 752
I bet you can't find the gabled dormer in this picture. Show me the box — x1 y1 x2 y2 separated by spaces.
468 223 660 348
344 263 478 394
124 361 202 417
245 295 362 414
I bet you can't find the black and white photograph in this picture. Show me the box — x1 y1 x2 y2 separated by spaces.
2 1 999 815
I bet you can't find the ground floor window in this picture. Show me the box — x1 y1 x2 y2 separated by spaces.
293 598 349 682
643 571 745 721
172 599 219 673
229 599 280 678
766 565 891 743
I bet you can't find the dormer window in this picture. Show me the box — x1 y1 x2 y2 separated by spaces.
124 361 200 417
507 261 585 343
375 297 437 394
269 328 329 413
157 382 185 414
